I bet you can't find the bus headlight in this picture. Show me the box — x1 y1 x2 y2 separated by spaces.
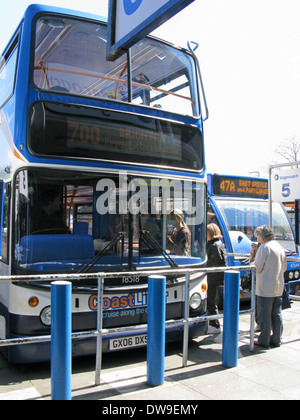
40 306 51 327
289 271 294 280
190 293 202 310
294 271 299 280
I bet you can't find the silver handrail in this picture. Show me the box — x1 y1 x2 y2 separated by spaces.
0 264 256 386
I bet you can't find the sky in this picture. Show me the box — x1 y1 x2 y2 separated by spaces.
0 0 299 177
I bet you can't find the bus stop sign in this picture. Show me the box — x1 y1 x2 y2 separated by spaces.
271 168 300 202
107 0 195 61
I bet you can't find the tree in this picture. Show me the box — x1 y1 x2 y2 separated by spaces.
274 137 300 168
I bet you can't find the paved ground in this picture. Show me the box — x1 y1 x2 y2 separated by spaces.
1 297 300 400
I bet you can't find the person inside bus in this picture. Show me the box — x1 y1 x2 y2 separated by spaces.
250 225 287 348
32 189 70 234
207 205 218 224
167 209 191 256
206 223 227 334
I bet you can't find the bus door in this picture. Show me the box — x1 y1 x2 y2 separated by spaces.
295 200 300 246
0 181 10 270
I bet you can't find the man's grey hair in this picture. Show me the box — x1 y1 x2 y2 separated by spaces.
254 225 274 241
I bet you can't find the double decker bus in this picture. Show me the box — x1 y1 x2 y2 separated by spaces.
207 174 300 301
0 4 208 362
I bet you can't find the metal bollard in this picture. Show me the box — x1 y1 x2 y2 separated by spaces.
51 281 72 400
147 275 166 386
222 271 240 368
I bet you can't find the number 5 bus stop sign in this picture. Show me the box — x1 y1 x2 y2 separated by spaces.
107 0 195 61
271 168 300 202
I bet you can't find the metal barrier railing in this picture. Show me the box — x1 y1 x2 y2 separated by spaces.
0 265 256 386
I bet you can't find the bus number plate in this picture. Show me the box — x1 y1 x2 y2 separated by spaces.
109 334 147 350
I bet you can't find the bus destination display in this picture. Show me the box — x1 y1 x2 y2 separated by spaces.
67 120 182 161
212 175 268 199
30 102 203 172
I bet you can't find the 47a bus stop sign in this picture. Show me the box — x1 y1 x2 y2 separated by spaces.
107 0 195 61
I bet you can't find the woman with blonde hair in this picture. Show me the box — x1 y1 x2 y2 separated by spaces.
207 223 222 241
168 209 191 256
206 223 226 334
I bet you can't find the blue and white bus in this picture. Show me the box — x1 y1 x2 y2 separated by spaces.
207 174 300 300
0 4 208 362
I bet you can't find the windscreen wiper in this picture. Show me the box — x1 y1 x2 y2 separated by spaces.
285 250 297 256
77 232 125 273
139 229 178 269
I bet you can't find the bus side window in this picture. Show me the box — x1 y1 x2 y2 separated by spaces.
0 34 19 108
296 200 300 246
0 182 10 262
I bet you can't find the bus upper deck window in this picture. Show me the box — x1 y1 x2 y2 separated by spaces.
33 16 199 116
0 35 19 107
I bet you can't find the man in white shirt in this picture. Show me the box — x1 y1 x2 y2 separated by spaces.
250 225 287 348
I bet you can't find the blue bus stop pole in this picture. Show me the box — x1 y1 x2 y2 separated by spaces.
147 275 166 386
51 281 72 400
222 271 240 368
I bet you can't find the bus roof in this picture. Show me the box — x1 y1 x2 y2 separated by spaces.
25 3 107 25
